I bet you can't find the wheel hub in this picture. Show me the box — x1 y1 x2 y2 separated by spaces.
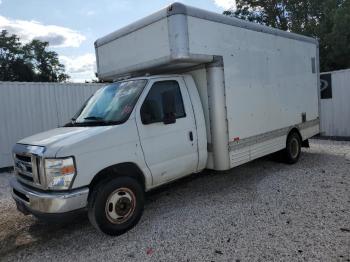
105 188 136 224
290 137 299 158
115 197 132 216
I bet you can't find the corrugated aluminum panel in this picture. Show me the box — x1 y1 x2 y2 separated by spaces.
320 69 350 138
0 82 103 168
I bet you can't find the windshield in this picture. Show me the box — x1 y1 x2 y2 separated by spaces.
70 79 147 126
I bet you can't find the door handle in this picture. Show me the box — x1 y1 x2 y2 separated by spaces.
189 131 193 141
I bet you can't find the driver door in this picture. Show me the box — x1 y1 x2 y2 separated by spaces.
135 77 198 186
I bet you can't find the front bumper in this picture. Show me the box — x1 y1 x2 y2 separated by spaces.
10 177 89 214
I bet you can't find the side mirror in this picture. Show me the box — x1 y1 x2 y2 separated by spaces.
140 100 154 125
141 113 153 125
162 90 176 125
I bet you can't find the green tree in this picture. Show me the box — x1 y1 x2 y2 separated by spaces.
0 31 33 81
0 30 69 82
321 0 350 71
224 0 350 72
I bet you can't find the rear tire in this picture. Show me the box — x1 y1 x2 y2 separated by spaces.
88 176 144 236
282 132 301 164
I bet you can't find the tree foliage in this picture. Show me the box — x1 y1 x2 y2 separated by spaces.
0 30 69 82
224 0 350 72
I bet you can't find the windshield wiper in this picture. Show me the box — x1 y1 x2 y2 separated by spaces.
84 116 104 121
63 118 76 127
65 116 123 127
79 119 122 126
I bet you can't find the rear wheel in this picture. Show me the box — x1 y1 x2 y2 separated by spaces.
283 131 301 164
88 176 144 236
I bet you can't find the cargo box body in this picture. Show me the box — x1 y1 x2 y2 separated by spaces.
95 3 320 170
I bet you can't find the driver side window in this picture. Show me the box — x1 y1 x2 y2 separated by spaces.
140 80 186 125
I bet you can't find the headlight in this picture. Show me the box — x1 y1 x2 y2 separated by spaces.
45 157 76 190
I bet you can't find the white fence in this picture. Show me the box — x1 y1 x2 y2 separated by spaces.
320 69 350 138
0 82 103 168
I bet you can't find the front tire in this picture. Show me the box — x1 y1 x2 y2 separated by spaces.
88 176 144 236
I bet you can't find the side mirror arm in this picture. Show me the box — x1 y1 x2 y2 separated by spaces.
163 113 176 125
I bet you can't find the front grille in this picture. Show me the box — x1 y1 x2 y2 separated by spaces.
15 154 31 162
18 171 34 182
14 153 43 188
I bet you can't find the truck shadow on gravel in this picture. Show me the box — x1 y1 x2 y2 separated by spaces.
1 148 346 258
145 150 335 204
0 209 91 257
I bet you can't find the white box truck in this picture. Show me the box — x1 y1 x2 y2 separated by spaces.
10 3 320 235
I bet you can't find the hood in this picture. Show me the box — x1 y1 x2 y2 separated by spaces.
18 126 113 154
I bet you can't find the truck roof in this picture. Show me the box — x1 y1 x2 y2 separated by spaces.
95 2 317 48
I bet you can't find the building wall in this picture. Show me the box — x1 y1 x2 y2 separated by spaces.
0 82 103 168
320 69 350 138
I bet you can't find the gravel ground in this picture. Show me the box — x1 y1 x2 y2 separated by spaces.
0 139 349 262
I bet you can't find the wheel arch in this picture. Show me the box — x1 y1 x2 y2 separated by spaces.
287 127 303 142
89 162 146 192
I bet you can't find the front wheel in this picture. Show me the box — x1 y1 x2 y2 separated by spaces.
88 176 144 236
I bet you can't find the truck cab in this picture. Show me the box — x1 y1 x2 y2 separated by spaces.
11 74 207 235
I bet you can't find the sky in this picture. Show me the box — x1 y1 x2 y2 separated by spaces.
0 0 236 82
